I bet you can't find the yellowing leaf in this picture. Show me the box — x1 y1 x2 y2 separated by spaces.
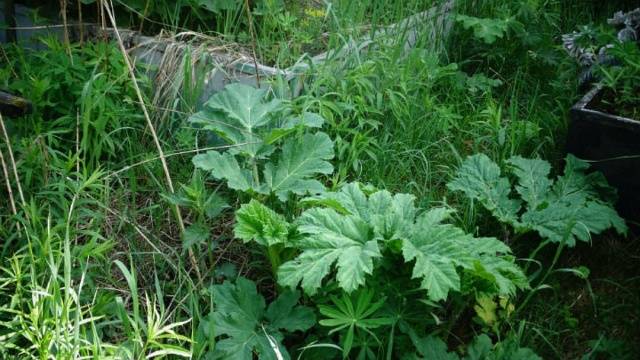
474 296 497 327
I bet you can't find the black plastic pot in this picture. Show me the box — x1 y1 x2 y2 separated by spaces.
567 86 640 221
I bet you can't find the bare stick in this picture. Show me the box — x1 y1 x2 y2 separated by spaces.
0 113 25 208
76 110 80 175
107 142 251 179
59 0 72 61
138 0 151 33
243 0 261 87
103 0 202 281
77 0 84 44
0 149 18 226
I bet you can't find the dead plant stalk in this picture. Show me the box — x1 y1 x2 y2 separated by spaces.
102 0 202 281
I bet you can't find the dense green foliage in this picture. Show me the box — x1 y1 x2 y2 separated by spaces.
0 0 638 359
448 154 626 246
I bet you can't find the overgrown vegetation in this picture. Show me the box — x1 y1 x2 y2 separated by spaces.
1 1 638 359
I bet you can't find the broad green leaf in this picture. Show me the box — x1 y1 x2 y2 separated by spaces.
278 207 382 295
234 200 290 246
456 15 511 44
409 334 459 360
206 84 281 130
448 153 627 247
447 154 521 225
282 112 325 129
465 334 492 360
265 290 316 332
519 155 627 245
464 333 542 360
283 183 522 299
204 192 229 219
507 156 552 210
303 183 416 241
263 132 334 201
304 182 370 217
189 83 281 157
522 201 625 246
368 190 417 241
403 208 525 301
192 151 261 193
472 256 529 296
402 212 469 302
212 278 315 360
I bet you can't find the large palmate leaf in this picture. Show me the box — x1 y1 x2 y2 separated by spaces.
191 83 334 202
278 183 524 300
447 154 521 224
194 133 334 201
212 277 315 360
407 334 459 360
303 182 417 241
507 156 552 210
448 154 627 246
465 334 542 360
192 151 262 193
403 208 526 302
189 83 282 157
263 132 334 201
235 200 290 246
278 207 382 295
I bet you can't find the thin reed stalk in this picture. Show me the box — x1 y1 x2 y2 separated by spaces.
102 0 202 281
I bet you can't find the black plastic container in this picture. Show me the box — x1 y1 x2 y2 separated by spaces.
567 86 640 221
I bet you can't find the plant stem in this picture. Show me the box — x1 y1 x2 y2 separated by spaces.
77 0 83 44
251 157 261 188
59 0 72 62
517 222 573 313
267 245 281 278
524 238 551 273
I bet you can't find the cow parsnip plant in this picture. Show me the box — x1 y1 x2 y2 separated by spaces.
236 183 528 302
191 83 333 202
448 154 627 246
